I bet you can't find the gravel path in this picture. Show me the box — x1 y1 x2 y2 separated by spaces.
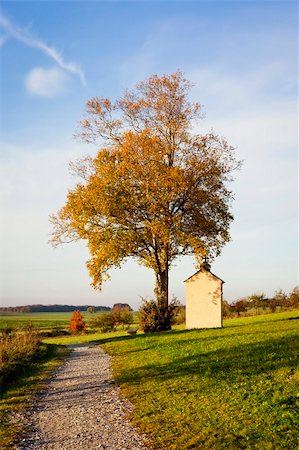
16 344 149 450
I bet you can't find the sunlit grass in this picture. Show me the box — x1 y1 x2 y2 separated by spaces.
0 311 139 333
99 310 299 449
0 312 74 330
43 329 131 345
1 310 298 449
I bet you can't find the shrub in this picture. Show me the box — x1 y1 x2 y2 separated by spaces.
231 298 248 316
120 308 134 325
69 310 86 334
248 293 267 310
51 326 70 337
89 307 134 332
288 286 299 308
138 298 180 333
173 305 186 325
222 299 233 317
0 326 13 337
0 328 42 383
112 305 134 327
272 289 288 308
89 312 116 332
39 327 70 338
267 299 277 313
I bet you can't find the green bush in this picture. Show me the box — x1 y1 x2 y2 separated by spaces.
112 305 134 326
138 298 180 333
89 308 134 332
89 312 117 332
0 328 43 384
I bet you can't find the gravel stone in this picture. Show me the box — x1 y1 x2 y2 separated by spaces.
15 344 149 450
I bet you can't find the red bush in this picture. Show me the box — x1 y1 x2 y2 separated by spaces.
69 310 86 334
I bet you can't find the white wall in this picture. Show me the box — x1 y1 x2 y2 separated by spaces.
185 270 223 329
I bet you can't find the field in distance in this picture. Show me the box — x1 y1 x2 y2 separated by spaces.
0 312 77 330
0 310 138 331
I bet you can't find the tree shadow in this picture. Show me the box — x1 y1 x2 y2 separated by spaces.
91 327 219 346
111 334 299 387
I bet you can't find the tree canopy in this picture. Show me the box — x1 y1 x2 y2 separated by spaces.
50 71 240 330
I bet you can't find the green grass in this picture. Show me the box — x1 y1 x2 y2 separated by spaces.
1 310 298 449
0 344 69 449
0 311 139 332
43 329 132 345
97 310 299 450
0 312 80 330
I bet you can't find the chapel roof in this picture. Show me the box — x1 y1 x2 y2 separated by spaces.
184 267 225 284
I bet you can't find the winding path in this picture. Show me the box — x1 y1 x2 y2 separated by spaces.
16 344 149 450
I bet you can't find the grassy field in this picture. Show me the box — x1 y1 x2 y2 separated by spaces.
1 310 298 449
97 310 299 450
0 311 81 330
0 311 139 332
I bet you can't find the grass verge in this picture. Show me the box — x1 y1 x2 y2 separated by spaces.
0 344 69 449
42 329 130 346
100 310 299 449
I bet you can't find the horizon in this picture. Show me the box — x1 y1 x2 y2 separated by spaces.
1 284 298 311
1 1 298 310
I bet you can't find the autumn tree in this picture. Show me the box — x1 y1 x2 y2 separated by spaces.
232 298 248 316
69 310 86 334
50 71 240 331
272 289 288 308
288 286 299 309
112 305 133 326
222 299 232 317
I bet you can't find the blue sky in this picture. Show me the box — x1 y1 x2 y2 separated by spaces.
0 1 298 309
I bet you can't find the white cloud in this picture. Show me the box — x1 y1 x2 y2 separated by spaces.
201 101 297 155
24 66 69 97
0 141 83 210
0 12 86 86
189 63 296 118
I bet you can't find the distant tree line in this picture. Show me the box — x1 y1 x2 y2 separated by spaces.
0 304 112 313
223 286 299 318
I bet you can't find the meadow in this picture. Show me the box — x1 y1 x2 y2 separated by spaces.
1 310 298 449
0 310 139 332
99 311 299 449
0 311 82 330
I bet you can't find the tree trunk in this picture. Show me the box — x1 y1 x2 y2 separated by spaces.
154 268 171 331
155 269 169 309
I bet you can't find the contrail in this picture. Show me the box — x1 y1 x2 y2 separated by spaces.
0 12 86 86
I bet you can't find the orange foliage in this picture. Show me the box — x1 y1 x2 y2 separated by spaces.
69 310 86 334
51 71 241 329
